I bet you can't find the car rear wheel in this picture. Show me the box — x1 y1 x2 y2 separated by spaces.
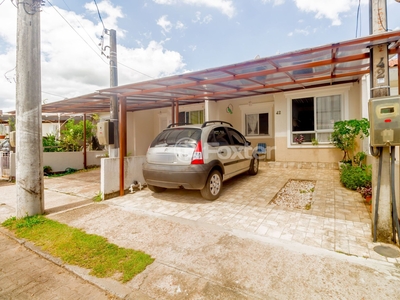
248 157 259 175
201 170 222 200
148 184 167 193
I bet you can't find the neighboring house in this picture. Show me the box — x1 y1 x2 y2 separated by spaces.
40 31 400 168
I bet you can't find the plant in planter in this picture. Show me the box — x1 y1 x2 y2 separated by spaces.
357 185 372 203
294 134 304 144
340 163 372 191
330 118 370 163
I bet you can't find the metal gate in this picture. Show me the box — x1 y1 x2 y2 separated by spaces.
0 151 11 178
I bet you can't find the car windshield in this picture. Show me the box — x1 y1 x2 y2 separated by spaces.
151 128 201 147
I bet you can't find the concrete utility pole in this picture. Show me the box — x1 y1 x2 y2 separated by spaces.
109 29 119 158
369 0 392 242
15 0 44 217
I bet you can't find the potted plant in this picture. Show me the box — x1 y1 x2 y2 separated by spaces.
330 118 370 164
357 185 372 203
294 134 304 144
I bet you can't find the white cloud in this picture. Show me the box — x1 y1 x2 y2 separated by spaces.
262 0 368 26
289 28 310 36
157 15 173 33
294 0 366 26
193 12 213 24
153 0 235 18
0 1 186 113
157 16 186 34
176 21 186 30
261 0 285 5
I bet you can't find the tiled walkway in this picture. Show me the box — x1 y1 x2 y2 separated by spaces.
107 162 400 264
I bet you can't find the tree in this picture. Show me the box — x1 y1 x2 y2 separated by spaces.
330 118 370 163
61 119 95 151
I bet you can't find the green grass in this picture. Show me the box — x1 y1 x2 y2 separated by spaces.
2 215 154 283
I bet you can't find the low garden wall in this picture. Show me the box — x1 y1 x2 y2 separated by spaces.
100 156 146 200
5 151 107 178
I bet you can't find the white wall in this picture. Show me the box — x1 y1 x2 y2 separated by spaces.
100 156 146 199
43 151 107 172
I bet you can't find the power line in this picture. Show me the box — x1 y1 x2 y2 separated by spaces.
59 0 102 52
117 61 154 79
93 0 106 30
46 0 108 65
355 0 361 37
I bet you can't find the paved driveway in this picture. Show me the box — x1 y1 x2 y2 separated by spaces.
105 162 392 262
2 163 398 263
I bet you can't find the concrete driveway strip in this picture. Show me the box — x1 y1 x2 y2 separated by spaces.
49 203 400 300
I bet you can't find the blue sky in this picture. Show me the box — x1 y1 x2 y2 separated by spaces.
1 0 400 112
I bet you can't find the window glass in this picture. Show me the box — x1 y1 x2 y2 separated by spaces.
316 95 341 130
178 110 204 124
245 113 269 136
208 127 230 146
227 128 246 145
291 95 342 144
151 128 201 147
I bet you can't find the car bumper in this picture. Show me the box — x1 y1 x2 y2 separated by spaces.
142 162 211 190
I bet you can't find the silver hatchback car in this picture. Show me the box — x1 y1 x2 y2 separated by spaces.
142 121 259 200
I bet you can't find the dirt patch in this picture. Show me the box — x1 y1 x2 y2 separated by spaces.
271 179 316 209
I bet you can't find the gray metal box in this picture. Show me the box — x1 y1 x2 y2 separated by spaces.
369 96 400 147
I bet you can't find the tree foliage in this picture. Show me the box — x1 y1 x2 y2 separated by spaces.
331 118 370 162
60 119 95 151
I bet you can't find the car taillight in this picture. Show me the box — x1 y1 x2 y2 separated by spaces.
191 141 204 165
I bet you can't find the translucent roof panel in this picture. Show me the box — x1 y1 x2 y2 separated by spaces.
40 30 400 114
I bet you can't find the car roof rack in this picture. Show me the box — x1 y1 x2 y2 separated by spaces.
201 120 233 128
167 122 193 128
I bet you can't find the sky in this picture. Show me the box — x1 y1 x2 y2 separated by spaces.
0 0 400 113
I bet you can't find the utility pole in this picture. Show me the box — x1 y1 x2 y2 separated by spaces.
370 0 392 242
15 0 44 217
109 29 119 158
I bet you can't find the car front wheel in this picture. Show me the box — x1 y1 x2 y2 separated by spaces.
148 184 166 193
200 170 222 200
248 157 259 175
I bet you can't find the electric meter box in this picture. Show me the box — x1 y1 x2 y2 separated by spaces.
97 121 114 145
9 131 16 147
369 96 400 147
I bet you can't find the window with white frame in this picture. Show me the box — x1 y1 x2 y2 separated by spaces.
291 94 342 144
245 113 269 136
240 102 272 138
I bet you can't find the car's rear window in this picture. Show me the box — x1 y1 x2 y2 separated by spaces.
150 128 201 147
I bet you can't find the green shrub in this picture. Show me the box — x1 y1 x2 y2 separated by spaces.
340 164 371 190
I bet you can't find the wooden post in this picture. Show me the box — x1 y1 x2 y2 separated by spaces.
119 96 126 196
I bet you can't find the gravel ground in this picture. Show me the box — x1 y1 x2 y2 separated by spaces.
271 179 316 209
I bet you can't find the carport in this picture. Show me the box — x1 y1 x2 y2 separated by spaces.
41 30 400 196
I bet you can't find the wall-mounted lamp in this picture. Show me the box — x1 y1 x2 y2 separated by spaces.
226 104 233 114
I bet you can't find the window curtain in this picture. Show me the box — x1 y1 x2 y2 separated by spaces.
316 95 341 130
246 114 258 135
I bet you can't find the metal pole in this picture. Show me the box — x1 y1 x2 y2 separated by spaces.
109 29 119 158
370 0 392 243
15 0 44 218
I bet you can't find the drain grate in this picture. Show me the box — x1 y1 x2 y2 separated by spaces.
373 245 400 258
